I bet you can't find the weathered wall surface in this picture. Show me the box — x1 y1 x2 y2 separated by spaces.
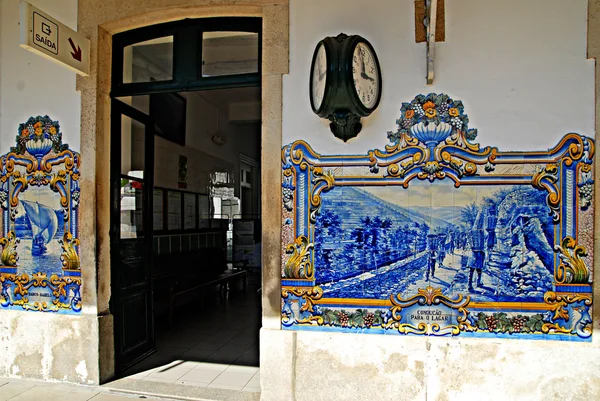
0 0 99 385
261 330 600 401
0 312 99 384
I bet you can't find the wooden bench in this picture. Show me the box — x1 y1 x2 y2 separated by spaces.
152 249 247 326
165 269 247 326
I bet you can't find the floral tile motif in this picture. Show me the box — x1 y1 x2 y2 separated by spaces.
0 116 81 313
281 93 594 341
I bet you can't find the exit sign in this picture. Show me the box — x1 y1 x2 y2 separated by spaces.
19 1 90 76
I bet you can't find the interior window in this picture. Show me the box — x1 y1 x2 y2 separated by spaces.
201 31 259 77
123 36 174 84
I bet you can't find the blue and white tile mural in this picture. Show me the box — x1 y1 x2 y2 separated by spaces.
281 93 594 340
315 183 555 302
0 116 82 313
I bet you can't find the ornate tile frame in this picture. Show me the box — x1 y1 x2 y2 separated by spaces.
0 116 82 313
281 94 594 341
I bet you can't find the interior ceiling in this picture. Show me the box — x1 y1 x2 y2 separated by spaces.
194 86 260 110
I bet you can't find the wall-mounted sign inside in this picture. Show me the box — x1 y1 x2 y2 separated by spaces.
19 1 90 76
178 154 188 189
309 33 382 142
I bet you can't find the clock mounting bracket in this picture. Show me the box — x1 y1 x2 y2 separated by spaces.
327 111 362 142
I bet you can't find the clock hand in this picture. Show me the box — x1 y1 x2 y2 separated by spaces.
360 52 366 74
360 72 375 82
316 61 326 81
359 51 375 82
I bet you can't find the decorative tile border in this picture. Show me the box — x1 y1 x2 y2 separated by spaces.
281 94 594 341
0 116 82 313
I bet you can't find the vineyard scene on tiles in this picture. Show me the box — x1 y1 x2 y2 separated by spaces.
281 93 594 340
315 183 554 302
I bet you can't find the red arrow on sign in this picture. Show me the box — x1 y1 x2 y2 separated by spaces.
68 37 82 62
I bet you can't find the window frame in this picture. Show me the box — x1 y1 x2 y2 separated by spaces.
111 17 262 97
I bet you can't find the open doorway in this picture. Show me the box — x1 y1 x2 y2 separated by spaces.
109 17 262 391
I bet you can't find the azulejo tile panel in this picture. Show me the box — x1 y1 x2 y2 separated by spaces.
281 93 594 341
0 116 82 313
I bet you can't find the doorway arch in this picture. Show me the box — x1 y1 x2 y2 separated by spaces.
75 0 288 382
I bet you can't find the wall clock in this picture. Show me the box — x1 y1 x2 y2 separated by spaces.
309 33 382 142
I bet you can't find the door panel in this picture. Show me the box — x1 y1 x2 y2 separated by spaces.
242 187 253 217
121 292 152 352
119 238 148 290
111 99 155 373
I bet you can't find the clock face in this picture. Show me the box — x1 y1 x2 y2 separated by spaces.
311 43 327 110
352 42 379 109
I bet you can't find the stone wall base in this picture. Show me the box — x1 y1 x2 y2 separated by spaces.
260 328 600 401
0 311 100 384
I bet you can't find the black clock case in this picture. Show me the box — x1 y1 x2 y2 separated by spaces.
309 36 338 117
309 33 382 141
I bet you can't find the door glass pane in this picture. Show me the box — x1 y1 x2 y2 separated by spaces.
120 178 143 238
121 116 146 175
120 115 145 238
123 36 174 84
201 31 258 77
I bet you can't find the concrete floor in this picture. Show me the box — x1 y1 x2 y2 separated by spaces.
0 377 260 401
0 379 178 401
126 360 260 392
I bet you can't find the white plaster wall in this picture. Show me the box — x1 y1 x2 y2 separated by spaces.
270 1 600 400
283 0 594 154
0 0 80 153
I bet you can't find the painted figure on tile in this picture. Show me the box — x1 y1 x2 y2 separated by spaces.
436 234 446 269
468 207 487 292
467 244 485 292
426 233 437 280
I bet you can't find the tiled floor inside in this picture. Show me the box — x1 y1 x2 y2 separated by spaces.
121 272 261 392
127 361 260 392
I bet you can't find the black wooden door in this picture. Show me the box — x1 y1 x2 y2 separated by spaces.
110 99 155 373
